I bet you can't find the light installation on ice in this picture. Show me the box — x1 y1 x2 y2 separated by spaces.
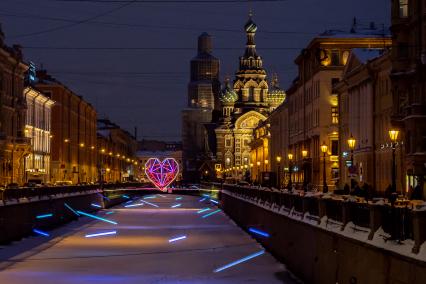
145 158 179 190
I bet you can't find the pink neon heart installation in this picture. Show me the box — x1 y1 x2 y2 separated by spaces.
145 158 179 190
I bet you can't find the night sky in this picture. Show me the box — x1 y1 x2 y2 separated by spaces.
1 0 389 140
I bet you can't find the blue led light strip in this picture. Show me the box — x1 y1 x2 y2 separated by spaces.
175 197 182 200
33 229 50 237
36 213 53 219
202 209 221 218
124 203 144 208
171 204 181 208
210 199 219 204
64 203 80 216
85 231 117 238
213 250 265 273
140 200 159 208
105 211 114 215
248 228 270 238
197 208 210 214
76 210 118 225
91 203 102 208
122 194 130 199
168 235 186 243
199 197 207 202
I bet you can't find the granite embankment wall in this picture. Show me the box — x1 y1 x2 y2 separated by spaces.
221 191 426 284
0 190 127 244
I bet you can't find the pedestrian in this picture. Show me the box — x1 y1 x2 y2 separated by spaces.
411 184 423 200
343 183 350 195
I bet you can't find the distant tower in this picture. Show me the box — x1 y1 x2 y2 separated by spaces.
187 32 220 113
182 33 221 182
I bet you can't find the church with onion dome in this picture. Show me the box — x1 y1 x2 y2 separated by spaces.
214 13 286 175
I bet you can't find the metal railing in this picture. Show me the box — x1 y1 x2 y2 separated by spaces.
217 183 426 254
0 182 145 204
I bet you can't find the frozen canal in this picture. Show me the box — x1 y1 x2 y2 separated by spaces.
0 194 298 283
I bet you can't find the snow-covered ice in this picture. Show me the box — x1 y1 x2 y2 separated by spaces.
0 194 298 284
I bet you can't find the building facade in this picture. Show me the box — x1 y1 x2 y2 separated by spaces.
335 51 405 195
267 22 392 191
0 27 31 186
182 33 220 181
36 70 97 184
23 85 55 183
390 0 426 196
97 119 138 183
215 14 285 179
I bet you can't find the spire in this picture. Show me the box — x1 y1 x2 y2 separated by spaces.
244 13 257 58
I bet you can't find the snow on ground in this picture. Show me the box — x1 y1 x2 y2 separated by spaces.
224 190 426 263
0 194 298 284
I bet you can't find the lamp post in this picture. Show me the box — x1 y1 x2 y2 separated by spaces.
264 159 269 172
276 156 281 189
389 129 399 194
302 150 308 191
347 134 356 189
321 142 328 193
256 161 261 184
288 153 293 190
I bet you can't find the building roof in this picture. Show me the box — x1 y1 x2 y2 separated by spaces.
351 48 383 64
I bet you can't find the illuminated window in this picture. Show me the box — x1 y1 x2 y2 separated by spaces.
399 0 408 18
331 107 338 124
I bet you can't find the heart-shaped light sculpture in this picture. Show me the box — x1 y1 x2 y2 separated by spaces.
145 158 179 190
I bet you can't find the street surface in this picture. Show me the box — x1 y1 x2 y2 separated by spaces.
0 193 298 283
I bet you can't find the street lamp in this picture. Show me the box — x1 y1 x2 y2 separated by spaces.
389 129 399 194
321 142 328 193
347 134 356 189
256 161 261 184
276 156 282 189
288 153 293 190
264 159 269 172
302 149 308 191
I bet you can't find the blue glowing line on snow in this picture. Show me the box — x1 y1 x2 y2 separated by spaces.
140 200 159 208
202 209 221 218
125 200 133 204
85 231 117 238
143 196 156 199
171 203 181 208
124 203 144 208
175 197 182 200
213 250 265 273
210 199 219 204
33 229 50 237
76 210 118 225
199 197 207 202
197 208 210 214
105 211 114 215
122 194 130 199
64 203 79 216
168 235 186 243
91 203 102 208
202 194 210 198
98 193 110 201
36 213 53 219
248 228 270 238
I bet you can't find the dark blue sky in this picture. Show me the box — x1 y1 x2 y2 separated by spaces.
1 0 389 140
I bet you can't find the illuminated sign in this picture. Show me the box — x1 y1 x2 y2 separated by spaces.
144 158 179 190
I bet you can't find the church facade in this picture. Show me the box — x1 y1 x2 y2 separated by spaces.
214 15 285 176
